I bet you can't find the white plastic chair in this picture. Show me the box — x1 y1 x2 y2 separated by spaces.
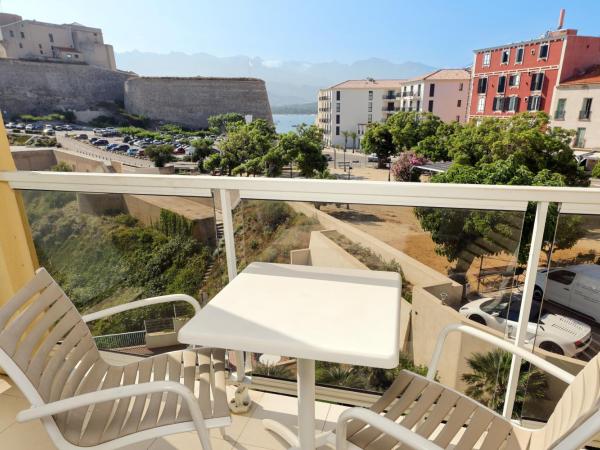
0 268 230 450
335 324 600 450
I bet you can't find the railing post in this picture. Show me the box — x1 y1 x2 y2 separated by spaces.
502 201 549 419
218 188 251 413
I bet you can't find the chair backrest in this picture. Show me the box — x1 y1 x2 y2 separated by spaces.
0 268 101 404
529 352 600 449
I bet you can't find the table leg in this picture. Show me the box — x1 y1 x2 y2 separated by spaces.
297 358 316 450
262 358 319 450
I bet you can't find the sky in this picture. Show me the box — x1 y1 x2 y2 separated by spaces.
3 0 600 67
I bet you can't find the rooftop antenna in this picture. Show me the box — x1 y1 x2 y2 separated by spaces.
557 8 565 30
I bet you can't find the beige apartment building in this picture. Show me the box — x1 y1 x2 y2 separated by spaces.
550 67 600 170
317 69 470 148
0 13 116 70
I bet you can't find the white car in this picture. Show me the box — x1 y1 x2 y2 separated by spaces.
535 264 600 322
459 293 592 357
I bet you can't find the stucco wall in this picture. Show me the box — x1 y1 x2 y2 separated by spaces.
10 148 56 170
0 59 134 117
124 77 272 129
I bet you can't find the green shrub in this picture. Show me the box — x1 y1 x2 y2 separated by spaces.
592 163 600 178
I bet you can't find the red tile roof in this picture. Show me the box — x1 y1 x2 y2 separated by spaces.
561 66 600 86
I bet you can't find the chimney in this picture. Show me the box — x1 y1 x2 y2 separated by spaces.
558 8 565 29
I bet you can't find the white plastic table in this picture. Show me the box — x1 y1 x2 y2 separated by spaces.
178 262 401 450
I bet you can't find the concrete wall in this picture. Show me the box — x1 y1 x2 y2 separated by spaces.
124 77 273 129
10 148 56 170
0 59 134 117
308 230 368 269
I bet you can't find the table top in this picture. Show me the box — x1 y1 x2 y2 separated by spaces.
178 262 401 368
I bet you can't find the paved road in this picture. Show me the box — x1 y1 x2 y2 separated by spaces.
56 133 154 168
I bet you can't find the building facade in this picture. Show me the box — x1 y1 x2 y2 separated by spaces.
468 28 600 120
317 70 469 148
550 67 600 158
0 13 115 70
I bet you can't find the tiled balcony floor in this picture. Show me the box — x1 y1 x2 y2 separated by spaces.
0 368 348 450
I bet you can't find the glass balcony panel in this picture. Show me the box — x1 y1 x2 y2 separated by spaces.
19 189 219 355
521 208 600 425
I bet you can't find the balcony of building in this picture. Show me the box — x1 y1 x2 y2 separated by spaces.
3 136 600 449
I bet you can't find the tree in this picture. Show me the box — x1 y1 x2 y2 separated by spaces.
207 113 245 135
144 144 175 167
391 151 428 182
190 138 214 172
350 131 358 151
218 119 277 175
415 121 462 162
50 161 73 172
275 124 327 178
462 349 547 416
361 122 395 169
592 163 600 178
341 130 350 150
386 111 444 151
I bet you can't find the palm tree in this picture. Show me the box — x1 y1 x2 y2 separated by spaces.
462 349 547 416
350 131 358 153
341 130 350 150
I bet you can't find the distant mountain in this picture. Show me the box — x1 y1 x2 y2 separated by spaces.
115 51 437 106
271 102 317 114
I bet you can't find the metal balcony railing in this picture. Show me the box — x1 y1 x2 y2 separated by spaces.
579 110 592 120
554 110 565 120
3 170 600 420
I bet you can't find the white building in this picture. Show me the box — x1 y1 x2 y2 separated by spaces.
317 69 470 148
550 66 600 167
0 13 116 70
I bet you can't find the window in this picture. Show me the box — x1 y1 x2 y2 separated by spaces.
574 127 586 147
336 103 340 113
507 96 520 112
336 114 340 124
539 43 549 59
477 96 486 112
508 74 520 87
368 102 372 112
38 43 42 49
49 33 54 43
477 77 488 94
335 126 340 136
336 91 341 101
580 98 593 120
457 99 462 107
554 98 566 120
530 73 544 91
459 82 464 91
428 100 434 112
9 30 14 37
367 114 372 123
429 84 435 97
548 270 576 285
492 96 505 112
501 49 510 64
74 54 79 59
527 95 542 111
387 102 394 111
20 31 25 38
417 84 422 96
482 52 491 66
497 75 506 94
515 47 524 64
18 42 22 49
368 90 373 100
456 115 460 122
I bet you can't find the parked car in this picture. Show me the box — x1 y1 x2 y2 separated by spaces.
15 123 25 130
54 125 64 131
325 154 333 161
367 153 378 162
63 125 73 131
5 122 16 128
459 292 592 356
42 128 55 136
116 144 129 152
136 149 145 157
106 143 119 151
173 146 186 155
535 264 600 322
127 148 138 157
93 128 104 135
89 137 99 143
75 133 88 140
25 124 34 132
93 139 109 146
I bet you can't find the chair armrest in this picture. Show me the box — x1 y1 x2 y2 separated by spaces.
82 294 200 322
335 407 444 450
427 323 575 384
17 381 198 422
